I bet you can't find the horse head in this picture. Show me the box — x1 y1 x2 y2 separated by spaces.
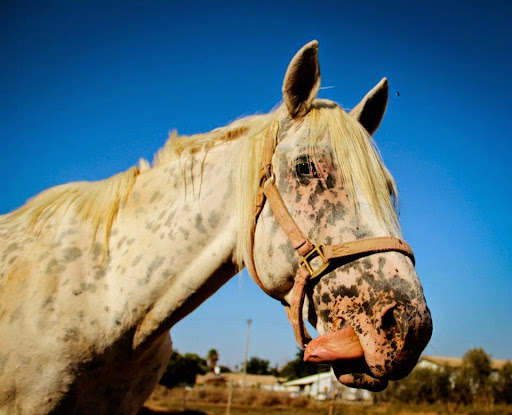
246 40 432 391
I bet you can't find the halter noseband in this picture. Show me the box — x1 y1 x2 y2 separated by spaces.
245 125 415 348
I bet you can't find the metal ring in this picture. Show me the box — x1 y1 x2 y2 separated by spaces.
265 164 275 184
269 169 275 184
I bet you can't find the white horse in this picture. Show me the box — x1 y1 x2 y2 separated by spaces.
0 41 432 414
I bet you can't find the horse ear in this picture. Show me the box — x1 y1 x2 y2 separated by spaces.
282 40 321 119
350 77 389 135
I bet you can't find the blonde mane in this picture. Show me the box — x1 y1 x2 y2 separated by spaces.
234 100 400 267
4 100 398 265
150 115 274 169
5 167 140 251
2 113 277 254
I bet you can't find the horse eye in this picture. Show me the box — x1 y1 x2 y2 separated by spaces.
295 158 319 178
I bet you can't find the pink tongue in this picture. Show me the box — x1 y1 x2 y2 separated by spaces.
304 326 364 363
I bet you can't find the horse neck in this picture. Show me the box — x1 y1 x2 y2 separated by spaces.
109 139 240 350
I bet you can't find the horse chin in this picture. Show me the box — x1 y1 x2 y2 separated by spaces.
333 366 389 392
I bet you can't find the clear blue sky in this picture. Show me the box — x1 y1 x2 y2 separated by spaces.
2 1 511 369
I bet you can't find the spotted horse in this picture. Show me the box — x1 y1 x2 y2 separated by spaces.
0 41 432 414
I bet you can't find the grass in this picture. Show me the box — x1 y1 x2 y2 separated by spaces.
141 385 512 415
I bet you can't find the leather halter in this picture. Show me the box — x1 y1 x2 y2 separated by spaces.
245 124 415 348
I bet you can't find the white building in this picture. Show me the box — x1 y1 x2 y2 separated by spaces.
281 371 372 401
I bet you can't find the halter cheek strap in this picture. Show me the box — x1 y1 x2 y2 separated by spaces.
246 127 415 348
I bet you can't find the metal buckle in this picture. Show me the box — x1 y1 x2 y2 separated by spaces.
260 164 275 186
299 242 329 279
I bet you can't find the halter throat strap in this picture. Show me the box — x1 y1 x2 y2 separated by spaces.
246 126 415 348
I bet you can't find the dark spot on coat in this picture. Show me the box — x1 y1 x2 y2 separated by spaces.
332 284 360 299
94 265 107 280
178 226 189 240
326 174 336 189
165 211 177 227
195 214 207 234
315 207 326 226
46 258 65 275
149 190 162 203
62 247 82 262
138 256 164 285
208 211 221 228
161 269 175 280
117 236 127 249
92 242 103 259
0 353 8 376
132 254 143 267
321 293 331 304
63 327 79 342
308 192 319 208
80 282 97 293
2 243 19 262
9 305 23 323
314 180 326 195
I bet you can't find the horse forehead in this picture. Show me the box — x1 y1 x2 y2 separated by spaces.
275 134 331 160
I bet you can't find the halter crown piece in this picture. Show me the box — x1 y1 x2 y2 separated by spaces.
245 126 415 348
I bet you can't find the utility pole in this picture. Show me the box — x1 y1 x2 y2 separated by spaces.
242 318 252 387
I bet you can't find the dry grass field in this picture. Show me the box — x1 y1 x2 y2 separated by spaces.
140 386 512 415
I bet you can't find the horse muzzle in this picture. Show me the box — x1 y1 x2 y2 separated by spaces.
304 299 433 391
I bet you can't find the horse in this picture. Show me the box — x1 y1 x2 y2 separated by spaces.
0 40 432 414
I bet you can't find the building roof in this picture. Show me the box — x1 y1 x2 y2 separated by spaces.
421 355 510 371
196 372 283 386
282 372 333 387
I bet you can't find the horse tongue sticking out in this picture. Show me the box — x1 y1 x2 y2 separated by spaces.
304 326 363 363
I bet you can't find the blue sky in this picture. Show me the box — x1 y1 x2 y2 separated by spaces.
2 1 511 369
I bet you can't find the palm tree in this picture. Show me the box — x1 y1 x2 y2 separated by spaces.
207 348 219 372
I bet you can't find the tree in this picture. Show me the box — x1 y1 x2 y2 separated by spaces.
377 367 452 404
218 365 232 373
269 364 280 377
494 361 512 404
159 350 208 388
206 348 219 372
374 348 512 407
279 348 328 380
245 356 271 375
455 348 493 405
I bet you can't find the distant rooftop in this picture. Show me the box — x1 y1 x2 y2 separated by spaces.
196 372 283 387
421 356 510 371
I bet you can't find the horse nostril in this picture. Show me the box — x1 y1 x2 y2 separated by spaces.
380 303 409 340
381 304 398 330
